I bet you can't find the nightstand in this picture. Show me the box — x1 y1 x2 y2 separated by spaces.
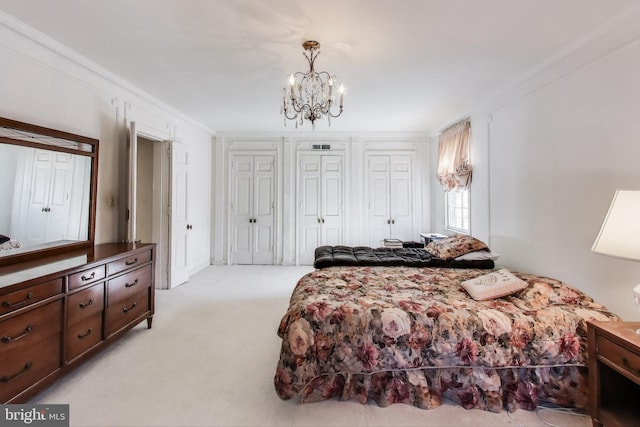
587 321 640 427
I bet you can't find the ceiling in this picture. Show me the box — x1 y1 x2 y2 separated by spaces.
0 0 637 134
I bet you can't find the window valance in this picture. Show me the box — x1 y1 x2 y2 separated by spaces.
437 120 472 191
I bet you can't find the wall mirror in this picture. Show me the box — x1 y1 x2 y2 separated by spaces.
0 117 98 267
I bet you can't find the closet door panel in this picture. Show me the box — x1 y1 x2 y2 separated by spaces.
367 155 391 245
46 153 73 241
252 156 275 264
321 156 343 247
389 155 414 241
25 152 53 245
297 155 321 265
230 156 254 264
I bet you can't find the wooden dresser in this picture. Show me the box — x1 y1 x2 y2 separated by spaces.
0 243 155 403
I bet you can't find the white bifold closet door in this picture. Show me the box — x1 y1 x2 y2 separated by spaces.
367 154 414 246
297 153 344 265
24 150 74 246
230 154 275 264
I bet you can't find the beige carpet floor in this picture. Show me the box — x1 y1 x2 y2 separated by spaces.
30 265 591 427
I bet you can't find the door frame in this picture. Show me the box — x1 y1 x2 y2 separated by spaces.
128 121 172 289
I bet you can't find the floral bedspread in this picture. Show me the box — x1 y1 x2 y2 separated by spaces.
274 266 620 412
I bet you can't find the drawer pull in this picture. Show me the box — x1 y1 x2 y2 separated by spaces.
78 328 93 340
0 362 32 383
1 326 33 344
125 257 139 266
1 292 34 309
621 357 640 376
81 272 96 281
79 298 94 309
125 279 139 288
122 302 137 313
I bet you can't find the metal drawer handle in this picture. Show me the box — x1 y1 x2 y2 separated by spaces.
0 362 32 383
1 326 33 344
81 272 96 281
122 302 137 313
125 279 139 288
621 357 640 376
78 328 93 340
125 257 139 266
79 298 94 309
1 292 34 309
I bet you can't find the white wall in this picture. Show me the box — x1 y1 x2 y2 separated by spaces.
0 13 213 270
459 16 640 320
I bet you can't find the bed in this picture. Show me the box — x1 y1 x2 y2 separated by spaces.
274 236 620 412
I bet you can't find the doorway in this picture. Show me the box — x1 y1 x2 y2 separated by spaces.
128 122 172 290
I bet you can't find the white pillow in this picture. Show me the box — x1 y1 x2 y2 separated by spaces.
460 268 527 301
455 250 501 261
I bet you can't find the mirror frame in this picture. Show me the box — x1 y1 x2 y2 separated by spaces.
0 116 98 267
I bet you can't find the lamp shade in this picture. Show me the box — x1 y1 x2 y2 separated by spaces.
592 190 640 261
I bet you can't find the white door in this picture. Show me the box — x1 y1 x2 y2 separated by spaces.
230 155 254 264
389 155 414 241
320 155 343 245
297 154 344 265
171 141 190 287
252 156 275 264
298 155 322 264
367 154 414 246
230 154 275 264
367 155 392 246
24 150 73 246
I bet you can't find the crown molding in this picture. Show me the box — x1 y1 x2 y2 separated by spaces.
475 2 640 117
0 10 213 135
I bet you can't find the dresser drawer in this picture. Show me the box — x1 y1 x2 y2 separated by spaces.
0 334 61 403
0 279 62 316
107 264 151 306
0 301 62 355
597 334 640 382
107 250 152 276
105 290 150 337
68 265 106 290
65 313 102 361
67 284 104 324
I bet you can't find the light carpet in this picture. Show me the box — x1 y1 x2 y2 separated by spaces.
30 265 591 427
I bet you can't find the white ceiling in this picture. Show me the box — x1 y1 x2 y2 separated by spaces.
0 0 637 134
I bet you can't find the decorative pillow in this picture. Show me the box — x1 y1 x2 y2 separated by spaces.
460 268 528 301
455 250 501 261
0 234 10 244
425 234 488 260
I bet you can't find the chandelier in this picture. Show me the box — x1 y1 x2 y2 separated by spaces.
281 40 344 129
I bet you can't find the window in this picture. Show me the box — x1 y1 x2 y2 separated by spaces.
437 119 472 234
445 189 470 233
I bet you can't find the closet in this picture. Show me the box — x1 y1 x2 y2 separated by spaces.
13 149 90 246
366 154 414 246
229 154 276 264
297 153 344 265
